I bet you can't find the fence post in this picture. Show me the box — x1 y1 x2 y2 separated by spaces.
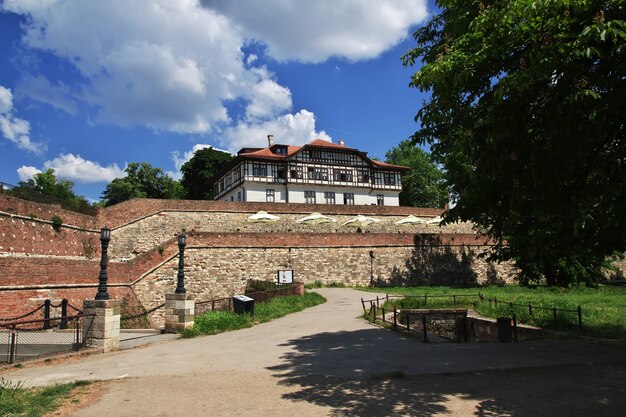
494 297 498 308
75 318 81 351
512 314 518 342
212 300 215 312
376 296 380 308
528 302 532 316
509 302 513 314
386 293 389 301
577 305 583 328
60 299 68 329
406 313 410 331
9 328 17 364
393 306 398 331
553 307 557 321
424 294 427 305
373 304 377 322
228 297 232 312
453 295 456 305
422 313 428 343
43 299 52 330
382 308 386 323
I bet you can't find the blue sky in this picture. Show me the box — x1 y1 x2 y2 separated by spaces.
0 0 433 201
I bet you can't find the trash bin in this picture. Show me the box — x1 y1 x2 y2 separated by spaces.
232 295 254 315
497 317 512 342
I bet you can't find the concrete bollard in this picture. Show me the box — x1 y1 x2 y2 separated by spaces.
164 293 195 333
82 299 121 352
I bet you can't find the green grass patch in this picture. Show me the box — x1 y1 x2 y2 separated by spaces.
181 292 326 338
0 378 90 417
362 285 626 340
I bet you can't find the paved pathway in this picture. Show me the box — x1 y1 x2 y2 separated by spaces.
3 288 625 416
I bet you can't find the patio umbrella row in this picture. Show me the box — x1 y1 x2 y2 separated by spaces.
246 211 442 226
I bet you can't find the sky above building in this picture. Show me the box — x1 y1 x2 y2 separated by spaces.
0 0 433 201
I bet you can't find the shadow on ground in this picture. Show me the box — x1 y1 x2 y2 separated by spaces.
268 329 626 416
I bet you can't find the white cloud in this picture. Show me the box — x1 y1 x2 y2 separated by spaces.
0 85 46 154
246 54 258 65
17 166 42 182
39 154 125 183
2 0 251 134
246 79 292 120
204 0 429 62
16 75 78 115
222 109 331 151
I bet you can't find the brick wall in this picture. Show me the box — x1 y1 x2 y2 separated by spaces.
0 213 100 257
0 194 97 228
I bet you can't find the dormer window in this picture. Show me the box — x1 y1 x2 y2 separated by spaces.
274 146 288 155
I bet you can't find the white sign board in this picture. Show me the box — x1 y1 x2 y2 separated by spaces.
277 270 294 284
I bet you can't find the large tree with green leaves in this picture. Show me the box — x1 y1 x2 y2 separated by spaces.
180 147 234 200
385 140 448 208
403 1 625 286
9 169 93 213
101 162 182 206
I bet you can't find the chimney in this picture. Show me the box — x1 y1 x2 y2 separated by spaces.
267 134 274 147
338 139 345 146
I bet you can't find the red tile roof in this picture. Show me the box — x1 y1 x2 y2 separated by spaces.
372 160 410 171
307 138 356 150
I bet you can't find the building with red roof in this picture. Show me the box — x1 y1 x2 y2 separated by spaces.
211 137 409 206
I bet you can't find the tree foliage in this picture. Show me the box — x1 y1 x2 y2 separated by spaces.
403 0 625 286
8 169 93 213
385 141 448 208
180 147 234 200
101 162 182 206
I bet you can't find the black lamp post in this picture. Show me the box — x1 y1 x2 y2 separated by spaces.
95 227 111 300
369 250 375 287
175 233 187 294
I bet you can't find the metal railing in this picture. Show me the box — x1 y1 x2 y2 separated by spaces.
0 314 95 364
486 297 583 328
196 282 297 315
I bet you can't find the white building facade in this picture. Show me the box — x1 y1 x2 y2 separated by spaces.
212 139 409 206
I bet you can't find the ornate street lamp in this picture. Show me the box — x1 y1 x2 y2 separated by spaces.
95 227 111 300
175 233 187 294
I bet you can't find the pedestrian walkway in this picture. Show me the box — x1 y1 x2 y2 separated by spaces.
3 288 625 416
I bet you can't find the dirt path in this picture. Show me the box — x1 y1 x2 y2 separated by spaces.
4 288 626 416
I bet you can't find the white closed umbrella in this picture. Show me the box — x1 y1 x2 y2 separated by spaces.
295 212 337 224
425 216 444 225
342 215 380 228
246 211 280 223
394 215 427 225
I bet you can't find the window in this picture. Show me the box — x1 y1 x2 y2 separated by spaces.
274 168 286 180
275 146 287 155
252 163 268 177
266 189 275 202
237 191 241 201
324 192 335 204
305 191 316 204
233 169 241 182
377 194 384 206
307 167 329 181
230 196 234 201
343 193 354 205
357 169 370 183
333 169 353 182
383 173 396 185
225 176 232 188
290 166 303 179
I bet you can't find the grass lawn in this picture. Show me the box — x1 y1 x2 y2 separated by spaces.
181 291 326 338
361 285 626 340
0 378 91 417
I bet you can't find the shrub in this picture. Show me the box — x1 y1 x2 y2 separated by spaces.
51 215 63 231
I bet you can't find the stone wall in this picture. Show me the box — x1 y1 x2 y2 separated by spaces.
108 210 474 260
133 235 517 326
98 198 445 228
0 194 97 228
